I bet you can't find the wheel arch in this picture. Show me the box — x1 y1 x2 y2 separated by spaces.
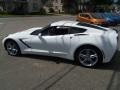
4 38 19 50
74 44 105 62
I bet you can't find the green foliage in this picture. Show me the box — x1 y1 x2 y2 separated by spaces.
62 0 113 14
30 8 47 15
39 8 47 15
49 8 54 13
91 0 112 5
63 0 78 14
41 0 48 5
41 0 54 6
117 0 120 4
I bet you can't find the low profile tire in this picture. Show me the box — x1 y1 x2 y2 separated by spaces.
75 46 103 67
5 40 21 56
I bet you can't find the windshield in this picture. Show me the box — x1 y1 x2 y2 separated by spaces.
42 24 50 30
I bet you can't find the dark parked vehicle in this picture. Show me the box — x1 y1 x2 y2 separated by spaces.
100 13 117 26
104 13 119 25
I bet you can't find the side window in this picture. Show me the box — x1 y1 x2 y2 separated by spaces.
41 26 69 36
31 29 42 35
41 26 56 36
41 29 49 36
56 28 68 35
80 14 82 16
49 27 57 35
69 27 86 34
80 14 84 17
82 14 90 19
86 14 91 19
48 27 69 36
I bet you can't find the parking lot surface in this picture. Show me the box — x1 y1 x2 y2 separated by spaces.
0 15 120 90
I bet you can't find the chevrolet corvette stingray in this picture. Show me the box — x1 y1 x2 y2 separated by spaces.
2 21 118 67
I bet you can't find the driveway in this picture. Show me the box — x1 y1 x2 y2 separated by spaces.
0 15 120 90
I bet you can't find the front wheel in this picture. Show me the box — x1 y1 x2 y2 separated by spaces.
5 40 21 56
76 46 102 67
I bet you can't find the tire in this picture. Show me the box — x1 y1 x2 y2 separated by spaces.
75 46 103 67
5 40 21 56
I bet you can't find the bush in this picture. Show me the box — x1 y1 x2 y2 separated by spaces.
63 4 78 14
39 8 46 15
49 8 55 13
30 12 41 15
11 9 27 15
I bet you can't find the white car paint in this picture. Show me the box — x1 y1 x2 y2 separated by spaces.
2 20 118 64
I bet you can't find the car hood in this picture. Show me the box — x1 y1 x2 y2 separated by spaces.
8 27 43 38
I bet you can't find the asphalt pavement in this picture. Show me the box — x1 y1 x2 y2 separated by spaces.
0 15 120 90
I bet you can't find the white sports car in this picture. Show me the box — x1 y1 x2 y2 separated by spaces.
2 20 118 67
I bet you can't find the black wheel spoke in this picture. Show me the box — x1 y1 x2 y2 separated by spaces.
6 41 20 56
79 48 98 67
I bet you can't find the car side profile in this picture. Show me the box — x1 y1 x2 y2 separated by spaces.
76 13 106 26
2 21 118 67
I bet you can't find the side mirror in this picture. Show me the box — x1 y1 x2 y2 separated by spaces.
38 33 42 38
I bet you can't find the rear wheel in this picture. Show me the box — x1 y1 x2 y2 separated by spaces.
75 46 102 67
5 40 21 56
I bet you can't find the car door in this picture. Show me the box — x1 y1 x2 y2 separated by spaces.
29 26 57 55
54 26 87 57
52 26 71 56
68 27 87 49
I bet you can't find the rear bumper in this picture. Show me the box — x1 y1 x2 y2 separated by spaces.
106 50 119 64
105 31 119 63
102 30 118 63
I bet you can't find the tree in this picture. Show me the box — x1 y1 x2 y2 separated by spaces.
76 0 90 12
89 0 113 12
62 0 113 14
91 0 113 5
41 0 48 5
63 0 78 14
41 0 52 6
117 0 120 4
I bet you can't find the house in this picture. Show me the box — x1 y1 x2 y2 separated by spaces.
0 0 64 14
0 0 42 13
52 0 63 13
44 0 64 13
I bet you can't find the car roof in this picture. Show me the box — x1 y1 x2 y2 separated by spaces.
51 20 78 27
50 20 107 31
